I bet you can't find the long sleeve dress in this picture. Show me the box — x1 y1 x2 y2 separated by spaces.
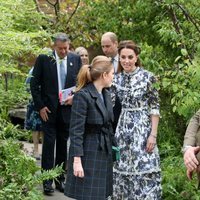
112 67 162 200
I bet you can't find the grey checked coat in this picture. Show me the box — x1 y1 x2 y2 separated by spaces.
65 83 115 200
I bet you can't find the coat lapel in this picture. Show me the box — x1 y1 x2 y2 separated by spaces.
65 53 74 87
87 83 108 123
103 89 114 122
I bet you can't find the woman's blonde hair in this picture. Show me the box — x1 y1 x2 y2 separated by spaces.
75 46 88 55
76 55 113 92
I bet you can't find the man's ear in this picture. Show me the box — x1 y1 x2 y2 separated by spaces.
114 41 118 48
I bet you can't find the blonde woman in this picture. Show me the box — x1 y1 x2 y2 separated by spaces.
65 56 116 200
75 46 89 65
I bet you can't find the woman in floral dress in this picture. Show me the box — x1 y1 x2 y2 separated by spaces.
112 40 162 199
25 67 43 160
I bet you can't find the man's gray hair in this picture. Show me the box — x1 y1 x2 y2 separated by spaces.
53 33 70 43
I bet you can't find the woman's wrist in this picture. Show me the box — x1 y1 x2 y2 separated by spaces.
74 157 81 163
150 134 157 138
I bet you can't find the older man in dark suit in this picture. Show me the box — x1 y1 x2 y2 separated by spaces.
30 33 81 195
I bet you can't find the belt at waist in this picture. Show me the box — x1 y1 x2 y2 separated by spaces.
121 107 147 112
85 124 112 155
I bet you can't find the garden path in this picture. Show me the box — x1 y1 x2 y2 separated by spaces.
22 141 74 200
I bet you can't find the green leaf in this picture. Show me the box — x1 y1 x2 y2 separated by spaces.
181 49 188 56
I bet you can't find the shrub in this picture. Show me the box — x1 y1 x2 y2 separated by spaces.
0 139 62 199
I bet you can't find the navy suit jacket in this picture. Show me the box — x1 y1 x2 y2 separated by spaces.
30 51 81 123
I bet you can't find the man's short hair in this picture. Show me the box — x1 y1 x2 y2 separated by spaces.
101 32 118 43
53 33 70 43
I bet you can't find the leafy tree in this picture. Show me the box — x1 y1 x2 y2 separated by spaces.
38 0 200 122
0 0 51 91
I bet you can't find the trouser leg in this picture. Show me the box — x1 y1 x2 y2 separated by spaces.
41 122 56 173
55 123 69 178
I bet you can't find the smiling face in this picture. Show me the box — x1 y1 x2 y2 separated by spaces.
119 48 138 73
79 49 89 65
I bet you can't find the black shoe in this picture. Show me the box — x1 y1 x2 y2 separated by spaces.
55 180 65 193
43 181 54 195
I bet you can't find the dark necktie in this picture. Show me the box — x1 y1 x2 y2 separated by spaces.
111 57 117 73
111 57 115 65
60 60 66 89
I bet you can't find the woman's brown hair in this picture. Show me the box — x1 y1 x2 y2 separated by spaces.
117 40 141 73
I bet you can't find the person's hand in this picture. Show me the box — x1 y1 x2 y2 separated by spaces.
186 164 200 180
184 146 200 171
64 95 74 105
186 169 193 180
39 107 51 122
73 161 84 178
146 134 157 153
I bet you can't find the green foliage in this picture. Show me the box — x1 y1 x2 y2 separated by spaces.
162 156 200 200
162 55 200 119
0 139 63 200
0 78 33 141
0 79 29 109
0 0 51 93
0 121 29 141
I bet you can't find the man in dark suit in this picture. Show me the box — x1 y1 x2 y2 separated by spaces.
30 33 81 195
101 32 121 132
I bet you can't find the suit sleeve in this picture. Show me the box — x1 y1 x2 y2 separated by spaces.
183 110 200 147
69 91 88 157
30 55 45 111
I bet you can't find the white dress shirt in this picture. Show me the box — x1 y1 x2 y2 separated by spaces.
112 54 119 73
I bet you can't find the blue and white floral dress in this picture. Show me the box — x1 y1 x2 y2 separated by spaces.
112 67 162 200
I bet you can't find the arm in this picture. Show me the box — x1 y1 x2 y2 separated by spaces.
183 110 200 147
30 55 51 121
70 91 88 177
146 115 159 152
184 146 200 173
183 110 200 173
30 55 45 111
146 74 160 152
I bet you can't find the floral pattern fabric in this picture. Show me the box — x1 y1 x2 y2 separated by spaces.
112 67 162 200
24 100 42 131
